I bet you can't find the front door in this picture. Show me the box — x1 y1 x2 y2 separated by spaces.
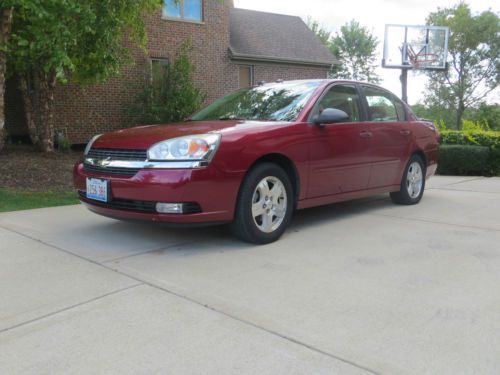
306 84 371 198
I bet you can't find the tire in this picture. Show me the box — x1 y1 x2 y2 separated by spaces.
231 163 294 244
390 154 426 205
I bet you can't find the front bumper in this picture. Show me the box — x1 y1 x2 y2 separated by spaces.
73 162 243 224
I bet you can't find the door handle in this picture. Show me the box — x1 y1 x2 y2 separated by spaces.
359 131 373 139
400 129 412 136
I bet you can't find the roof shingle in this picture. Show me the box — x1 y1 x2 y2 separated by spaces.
229 8 337 68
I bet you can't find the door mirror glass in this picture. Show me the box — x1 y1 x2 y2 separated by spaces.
313 108 350 126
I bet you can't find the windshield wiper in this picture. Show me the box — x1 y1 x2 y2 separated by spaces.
218 116 246 120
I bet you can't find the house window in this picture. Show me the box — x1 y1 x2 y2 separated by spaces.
239 66 253 88
151 58 169 88
163 0 203 22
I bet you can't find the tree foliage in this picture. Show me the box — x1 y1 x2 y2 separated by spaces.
306 17 331 46
3 0 162 151
130 41 206 124
424 3 500 129
329 20 380 83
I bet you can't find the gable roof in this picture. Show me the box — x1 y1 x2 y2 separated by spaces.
229 8 337 68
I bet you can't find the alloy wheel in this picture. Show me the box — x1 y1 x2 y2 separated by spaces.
406 161 423 199
251 176 288 233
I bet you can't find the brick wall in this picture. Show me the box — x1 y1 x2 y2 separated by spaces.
5 0 330 144
53 0 235 144
251 63 328 84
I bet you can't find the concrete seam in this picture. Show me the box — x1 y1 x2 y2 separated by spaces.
102 270 381 375
428 176 485 187
102 241 195 263
428 187 500 195
0 283 143 335
369 212 500 232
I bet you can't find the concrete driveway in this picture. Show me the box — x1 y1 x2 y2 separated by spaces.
1 176 499 374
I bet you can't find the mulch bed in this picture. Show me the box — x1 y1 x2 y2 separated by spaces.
0 145 82 193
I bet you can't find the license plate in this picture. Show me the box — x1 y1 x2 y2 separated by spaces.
86 178 109 202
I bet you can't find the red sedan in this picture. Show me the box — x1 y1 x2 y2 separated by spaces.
74 80 439 244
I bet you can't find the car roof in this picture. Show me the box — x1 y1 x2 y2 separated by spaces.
258 79 386 90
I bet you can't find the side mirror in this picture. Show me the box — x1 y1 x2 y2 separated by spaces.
313 108 350 126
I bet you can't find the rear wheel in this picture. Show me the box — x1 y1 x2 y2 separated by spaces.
231 163 293 244
390 155 426 205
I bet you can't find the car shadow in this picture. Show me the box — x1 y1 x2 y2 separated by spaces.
49 194 397 261
125 194 394 246
289 194 392 232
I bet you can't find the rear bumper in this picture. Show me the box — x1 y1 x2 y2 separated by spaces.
73 162 244 224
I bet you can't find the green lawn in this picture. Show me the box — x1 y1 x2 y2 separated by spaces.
0 189 79 213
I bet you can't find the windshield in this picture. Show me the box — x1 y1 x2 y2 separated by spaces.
191 81 322 122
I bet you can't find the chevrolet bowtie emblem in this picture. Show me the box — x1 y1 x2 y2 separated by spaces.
98 157 112 167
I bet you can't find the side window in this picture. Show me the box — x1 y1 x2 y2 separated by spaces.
311 84 361 122
363 87 398 122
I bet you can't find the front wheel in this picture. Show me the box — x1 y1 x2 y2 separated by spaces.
390 155 426 205
231 163 293 244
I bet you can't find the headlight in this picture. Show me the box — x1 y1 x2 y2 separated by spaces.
84 134 102 155
148 134 221 161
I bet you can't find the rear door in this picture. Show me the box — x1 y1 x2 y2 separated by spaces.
361 85 412 188
306 84 371 198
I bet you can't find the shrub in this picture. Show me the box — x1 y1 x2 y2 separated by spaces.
461 119 490 132
437 145 490 175
56 132 72 152
439 130 500 175
129 41 205 124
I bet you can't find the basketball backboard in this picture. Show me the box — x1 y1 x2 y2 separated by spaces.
382 24 449 70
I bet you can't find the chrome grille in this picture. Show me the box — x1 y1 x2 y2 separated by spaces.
83 164 141 177
86 148 147 161
84 148 147 177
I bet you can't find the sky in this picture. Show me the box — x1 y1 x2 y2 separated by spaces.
234 0 497 105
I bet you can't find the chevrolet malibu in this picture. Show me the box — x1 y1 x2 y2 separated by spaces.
74 80 439 244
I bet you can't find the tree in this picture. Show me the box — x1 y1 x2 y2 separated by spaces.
465 103 500 130
330 20 380 83
130 41 206 124
306 17 331 46
424 3 500 129
0 7 14 152
4 0 162 152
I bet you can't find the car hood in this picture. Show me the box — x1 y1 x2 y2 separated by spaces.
91 120 288 149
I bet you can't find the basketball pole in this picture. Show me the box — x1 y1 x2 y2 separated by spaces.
400 27 410 104
400 67 410 104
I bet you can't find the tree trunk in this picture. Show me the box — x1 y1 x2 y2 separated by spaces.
456 100 465 130
0 7 14 152
19 70 57 152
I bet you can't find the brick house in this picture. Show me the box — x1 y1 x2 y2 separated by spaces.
5 0 336 144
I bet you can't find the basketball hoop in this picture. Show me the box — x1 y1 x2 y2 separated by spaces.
411 53 439 69
382 24 450 103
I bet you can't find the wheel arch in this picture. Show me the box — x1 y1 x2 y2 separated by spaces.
412 149 428 167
